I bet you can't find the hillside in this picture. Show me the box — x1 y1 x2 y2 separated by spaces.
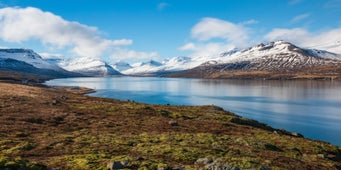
0 80 340 169
168 41 341 80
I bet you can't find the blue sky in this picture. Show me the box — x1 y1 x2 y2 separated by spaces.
0 0 341 63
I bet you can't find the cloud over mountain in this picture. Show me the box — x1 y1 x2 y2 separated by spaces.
0 7 157 60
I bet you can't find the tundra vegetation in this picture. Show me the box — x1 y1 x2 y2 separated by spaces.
0 74 340 169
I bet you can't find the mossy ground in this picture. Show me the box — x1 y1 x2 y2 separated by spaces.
0 82 340 169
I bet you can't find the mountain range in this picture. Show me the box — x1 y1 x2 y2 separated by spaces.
0 41 340 79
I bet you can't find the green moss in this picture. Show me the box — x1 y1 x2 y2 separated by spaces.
0 155 46 169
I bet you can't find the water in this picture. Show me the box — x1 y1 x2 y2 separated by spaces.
45 77 341 145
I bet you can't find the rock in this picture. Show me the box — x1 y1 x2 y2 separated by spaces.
195 158 242 170
107 160 126 170
60 95 68 100
291 132 304 138
195 157 214 165
120 160 129 166
168 120 179 126
171 165 185 170
205 162 239 170
51 100 60 106
317 154 327 159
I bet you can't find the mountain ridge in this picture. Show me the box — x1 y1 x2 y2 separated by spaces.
1 41 340 79
0 49 80 78
167 41 341 79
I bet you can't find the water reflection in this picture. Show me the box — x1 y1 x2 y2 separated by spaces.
45 77 341 145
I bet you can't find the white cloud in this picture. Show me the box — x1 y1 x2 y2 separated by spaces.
180 42 236 57
112 39 133 46
264 28 310 43
0 7 132 58
241 19 259 25
39 52 64 59
110 48 159 62
179 18 250 57
324 0 341 8
157 2 169 11
191 17 249 47
178 43 196 51
290 13 310 23
264 28 341 54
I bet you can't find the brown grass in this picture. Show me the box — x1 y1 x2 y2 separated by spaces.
0 82 340 169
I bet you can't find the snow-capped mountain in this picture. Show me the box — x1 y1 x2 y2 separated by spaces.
122 60 164 75
169 41 341 78
57 57 121 77
0 49 64 71
111 61 132 72
213 40 341 70
122 57 197 75
0 49 77 77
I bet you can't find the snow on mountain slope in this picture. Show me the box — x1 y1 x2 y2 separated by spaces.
0 49 64 71
111 61 132 72
123 41 340 76
122 57 197 75
211 41 341 70
122 60 163 75
57 57 121 76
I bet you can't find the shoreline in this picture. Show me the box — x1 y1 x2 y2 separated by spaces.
45 77 341 146
1 80 341 169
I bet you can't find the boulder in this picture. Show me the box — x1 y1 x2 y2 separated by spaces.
291 132 304 138
51 100 60 106
168 120 179 126
195 157 213 165
107 160 127 170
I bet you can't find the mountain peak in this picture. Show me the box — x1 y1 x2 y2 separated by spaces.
141 60 162 66
0 48 42 60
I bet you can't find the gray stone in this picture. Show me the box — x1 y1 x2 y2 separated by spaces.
317 154 327 158
171 165 185 170
51 100 60 106
120 160 129 166
195 157 214 165
291 132 304 138
168 120 179 126
107 161 125 170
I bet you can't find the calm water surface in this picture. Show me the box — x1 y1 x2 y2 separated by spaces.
46 77 341 145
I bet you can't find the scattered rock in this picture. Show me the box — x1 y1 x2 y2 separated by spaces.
60 95 68 100
318 154 327 159
196 158 242 170
51 100 60 106
120 160 129 166
205 162 240 170
171 165 185 170
291 132 304 138
168 120 179 126
107 160 127 170
195 157 213 165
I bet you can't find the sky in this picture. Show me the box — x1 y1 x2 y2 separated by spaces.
0 0 340 63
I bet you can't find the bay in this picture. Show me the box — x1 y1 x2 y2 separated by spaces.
45 77 341 145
